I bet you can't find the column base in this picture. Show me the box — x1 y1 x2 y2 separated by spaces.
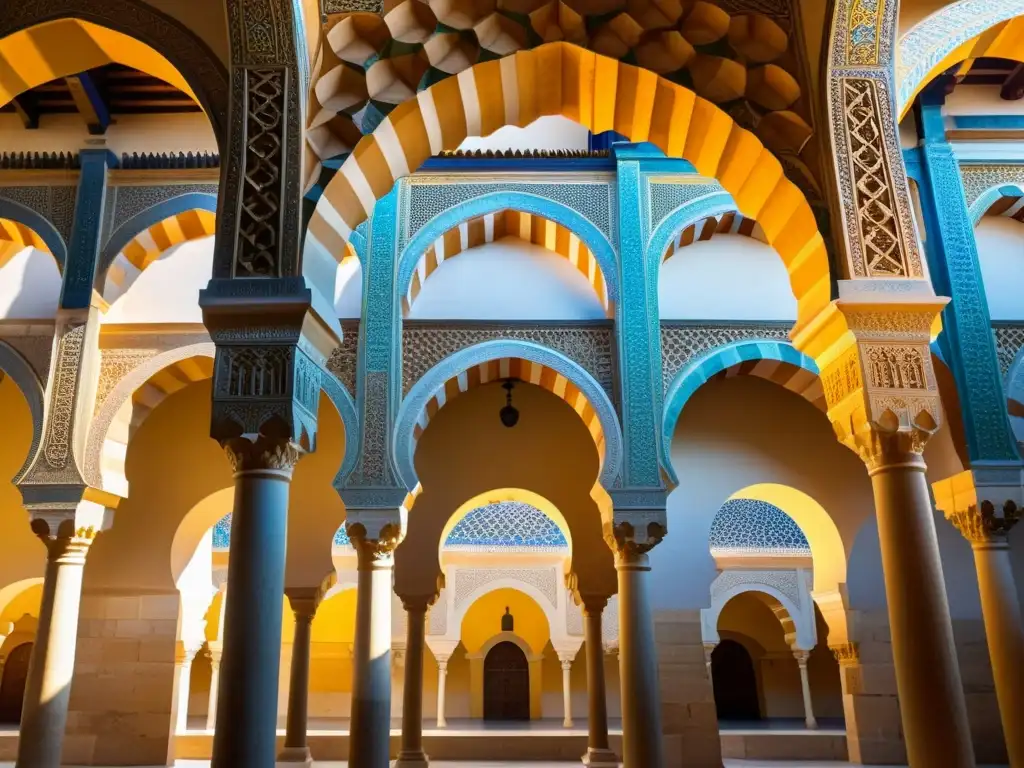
581 747 620 767
393 750 430 767
276 745 313 765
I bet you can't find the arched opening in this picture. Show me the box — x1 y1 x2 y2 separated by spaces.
484 641 530 721
404 208 611 320
711 639 759 722
0 642 32 724
0 213 63 319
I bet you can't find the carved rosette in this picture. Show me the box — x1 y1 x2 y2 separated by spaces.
946 501 1020 546
796 301 946 472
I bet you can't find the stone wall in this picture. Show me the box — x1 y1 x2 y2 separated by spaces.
63 588 180 766
655 609 722 768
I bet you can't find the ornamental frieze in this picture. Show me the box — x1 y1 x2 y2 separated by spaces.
660 322 792 393
402 323 616 407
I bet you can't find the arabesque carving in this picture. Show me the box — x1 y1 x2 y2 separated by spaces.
946 500 1020 545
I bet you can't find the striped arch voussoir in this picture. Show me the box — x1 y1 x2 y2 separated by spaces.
405 208 610 315
662 210 766 262
310 42 830 330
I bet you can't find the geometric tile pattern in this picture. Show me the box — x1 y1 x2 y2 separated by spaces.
709 498 811 557
213 515 355 550
445 501 568 552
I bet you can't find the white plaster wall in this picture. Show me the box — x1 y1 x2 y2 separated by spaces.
975 217 1024 321
0 247 62 319
0 113 217 156
658 236 797 321
406 237 606 321
946 85 1024 117
334 259 362 319
103 237 212 324
457 116 589 153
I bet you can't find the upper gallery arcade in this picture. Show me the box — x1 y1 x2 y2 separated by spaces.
0 1 1022 768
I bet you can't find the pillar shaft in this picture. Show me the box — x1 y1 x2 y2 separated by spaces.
175 658 194 733
973 539 1024 766
436 659 448 728
206 651 221 731
794 651 817 730
395 602 428 766
581 604 617 767
560 659 574 728
16 532 92 768
211 461 293 768
279 595 316 763
616 550 664 768
349 538 396 768
870 456 974 767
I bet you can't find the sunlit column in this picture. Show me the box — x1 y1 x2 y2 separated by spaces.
206 646 222 731
278 591 318 765
558 655 574 728
793 650 817 730
436 656 449 728
349 524 400 768
17 517 101 768
174 643 201 733
395 597 431 767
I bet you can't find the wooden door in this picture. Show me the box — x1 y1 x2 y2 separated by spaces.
483 641 530 721
0 643 33 724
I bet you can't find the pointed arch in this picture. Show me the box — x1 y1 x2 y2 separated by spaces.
309 42 830 329
0 10 227 145
0 198 66 270
97 192 218 296
0 341 45 483
970 182 1024 225
394 339 622 491
662 339 823 478
660 209 767 262
405 208 611 315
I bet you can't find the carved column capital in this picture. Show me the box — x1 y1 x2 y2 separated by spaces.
604 518 665 565
703 642 717 665
830 642 860 666
285 586 323 621
222 435 304 475
947 501 1020 546
348 520 402 569
793 649 812 667
26 491 117 564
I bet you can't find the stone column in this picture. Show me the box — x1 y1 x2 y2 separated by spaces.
210 439 300 768
435 656 449 728
348 523 400 768
279 590 319 765
395 597 431 767
944 499 1024 767
866 438 974 768
206 647 222 731
174 643 200 734
703 642 715 679
559 656 574 728
793 650 817 730
581 599 617 767
17 513 105 768
611 537 664 768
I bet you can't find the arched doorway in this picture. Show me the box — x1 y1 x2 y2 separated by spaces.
483 641 530 721
712 639 760 722
0 643 33 724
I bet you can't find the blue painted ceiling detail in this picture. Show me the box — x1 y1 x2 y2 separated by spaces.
709 499 811 557
445 501 567 552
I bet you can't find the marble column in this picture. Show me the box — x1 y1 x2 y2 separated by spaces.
559 656 574 728
435 656 449 728
868 445 975 768
279 591 318 765
174 646 198 734
16 521 97 768
793 650 817 730
615 546 664 768
581 600 617 767
211 440 298 768
349 525 400 768
395 598 430 767
206 647 222 731
946 501 1024 767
